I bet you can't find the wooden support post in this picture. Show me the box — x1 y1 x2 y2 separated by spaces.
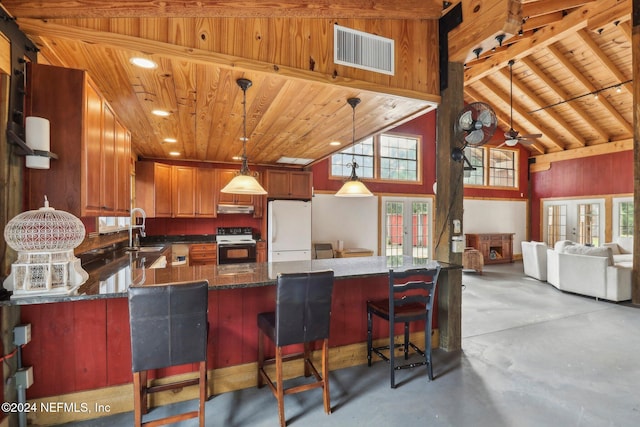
633 0 640 305
434 62 464 351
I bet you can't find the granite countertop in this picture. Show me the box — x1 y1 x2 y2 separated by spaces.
1 254 457 306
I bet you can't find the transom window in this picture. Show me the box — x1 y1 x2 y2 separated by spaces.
331 133 420 182
464 146 518 188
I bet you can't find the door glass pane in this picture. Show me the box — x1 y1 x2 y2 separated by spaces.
411 201 430 261
578 203 599 246
385 201 404 264
546 205 567 246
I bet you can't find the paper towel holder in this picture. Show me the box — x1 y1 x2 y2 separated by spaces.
6 117 58 169
25 116 57 169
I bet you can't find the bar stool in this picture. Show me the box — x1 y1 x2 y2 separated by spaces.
366 266 441 388
257 270 334 427
128 280 209 427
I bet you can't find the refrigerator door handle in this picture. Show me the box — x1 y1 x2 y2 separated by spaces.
271 213 277 243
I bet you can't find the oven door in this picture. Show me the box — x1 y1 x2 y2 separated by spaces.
218 243 257 264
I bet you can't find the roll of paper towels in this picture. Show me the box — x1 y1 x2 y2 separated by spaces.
25 116 50 169
337 240 344 251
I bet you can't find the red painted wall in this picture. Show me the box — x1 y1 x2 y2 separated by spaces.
529 150 633 241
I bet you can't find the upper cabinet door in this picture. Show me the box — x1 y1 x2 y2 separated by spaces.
82 79 103 215
101 102 116 213
172 166 196 217
196 168 216 217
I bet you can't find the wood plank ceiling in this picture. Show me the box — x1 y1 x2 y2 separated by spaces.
1 0 634 167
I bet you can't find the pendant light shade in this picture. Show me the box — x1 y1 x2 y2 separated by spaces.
220 78 267 195
336 97 373 197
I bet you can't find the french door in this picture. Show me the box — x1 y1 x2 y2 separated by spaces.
381 197 433 262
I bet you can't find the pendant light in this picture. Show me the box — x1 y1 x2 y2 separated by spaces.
220 78 268 195
335 97 373 197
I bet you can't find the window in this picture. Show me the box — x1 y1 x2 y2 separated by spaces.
331 138 374 178
331 133 420 182
618 201 633 238
463 146 518 188
489 149 516 187
464 147 484 185
380 134 418 181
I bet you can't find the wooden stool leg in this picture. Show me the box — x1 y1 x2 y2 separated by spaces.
322 338 331 414
133 372 143 427
199 361 206 427
276 347 286 427
303 342 311 377
257 329 265 388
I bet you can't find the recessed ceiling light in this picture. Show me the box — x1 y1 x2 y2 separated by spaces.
130 57 158 69
329 141 341 146
163 137 177 143
152 109 170 117
169 151 180 156
232 155 243 161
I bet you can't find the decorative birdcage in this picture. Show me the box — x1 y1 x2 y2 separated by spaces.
3 197 88 298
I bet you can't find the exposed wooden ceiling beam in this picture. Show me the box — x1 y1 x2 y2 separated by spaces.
447 0 522 63
520 56 611 141
522 12 564 32
586 0 631 32
2 0 443 20
531 138 632 172
547 43 633 136
463 0 626 84
619 21 633 43
17 18 440 105
522 0 596 19
576 28 632 97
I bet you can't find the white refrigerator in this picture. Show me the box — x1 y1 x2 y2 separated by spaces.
268 200 312 262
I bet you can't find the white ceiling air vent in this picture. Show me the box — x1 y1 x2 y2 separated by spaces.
334 24 394 76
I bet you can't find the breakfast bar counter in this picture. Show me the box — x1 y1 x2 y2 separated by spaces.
3 256 461 425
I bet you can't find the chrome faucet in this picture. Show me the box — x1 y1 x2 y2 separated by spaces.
128 207 147 249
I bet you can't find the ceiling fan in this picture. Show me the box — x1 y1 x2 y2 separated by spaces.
498 59 542 148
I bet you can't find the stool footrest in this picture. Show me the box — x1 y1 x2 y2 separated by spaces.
146 377 201 394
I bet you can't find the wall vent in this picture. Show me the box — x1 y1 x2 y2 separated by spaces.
334 25 394 76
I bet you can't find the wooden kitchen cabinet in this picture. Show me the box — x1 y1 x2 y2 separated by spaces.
265 169 312 200
189 243 217 266
195 168 217 218
135 162 172 217
465 233 514 264
172 165 197 217
136 162 220 218
26 63 132 216
256 241 267 263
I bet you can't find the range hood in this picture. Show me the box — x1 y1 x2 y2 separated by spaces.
217 204 255 214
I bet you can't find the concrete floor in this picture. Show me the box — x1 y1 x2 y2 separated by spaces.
61 261 640 426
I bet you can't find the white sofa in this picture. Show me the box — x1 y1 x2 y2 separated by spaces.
546 240 631 302
521 241 548 281
602 237 633 268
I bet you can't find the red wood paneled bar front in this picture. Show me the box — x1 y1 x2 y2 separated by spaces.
20 274 438 399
